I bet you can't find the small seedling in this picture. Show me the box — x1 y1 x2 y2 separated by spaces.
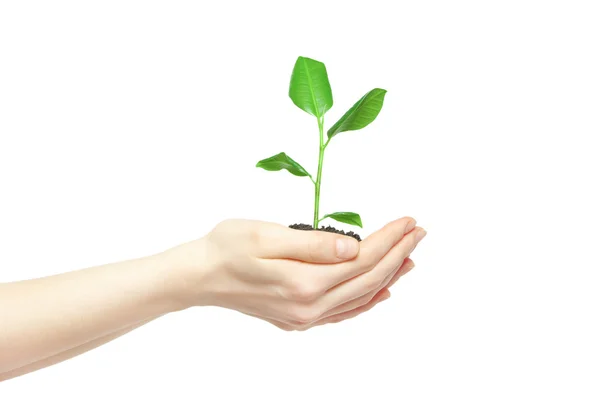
256 56 386 237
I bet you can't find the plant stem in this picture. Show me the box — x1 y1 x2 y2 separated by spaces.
313 116 325 229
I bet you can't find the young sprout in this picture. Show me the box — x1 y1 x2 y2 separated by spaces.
256 56 386 230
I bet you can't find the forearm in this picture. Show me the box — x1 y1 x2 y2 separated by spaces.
0 317 157 382
0 252 185 374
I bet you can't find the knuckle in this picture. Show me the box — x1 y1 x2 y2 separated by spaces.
278 325 294 332
251 224 275 247
289 306 321 324
214 218 240 232
367 290 380 304
250 228 265 248
341 295 370 315
286 280 321 302
364 275 382 293
288 321 312 331
357 292 375 309
213 219 259 244
214 219 232 229
382 269 398 287
357 250 377 272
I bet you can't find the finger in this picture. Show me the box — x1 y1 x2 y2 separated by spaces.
319 258 414 319
381 257 415 289
244 289 391 332
318 227 425 311
316 217 417 289
257 224 360 263
305 289 391 330
361 217 417 259
386 258 416 289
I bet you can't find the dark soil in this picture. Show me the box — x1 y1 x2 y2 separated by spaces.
289 223 362 242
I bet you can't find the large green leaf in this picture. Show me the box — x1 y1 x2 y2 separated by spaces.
256 152 311 177
327 88 387 139
289 56 333 118
322 212 363 228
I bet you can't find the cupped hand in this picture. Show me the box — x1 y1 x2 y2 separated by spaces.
164 217 426 330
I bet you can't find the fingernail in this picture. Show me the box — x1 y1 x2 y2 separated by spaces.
336 238 358 259
405 218 417 233
416 229 427 242
381 293 391 302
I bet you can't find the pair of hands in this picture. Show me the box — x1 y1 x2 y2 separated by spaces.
164 217 426 331
0 216 425 380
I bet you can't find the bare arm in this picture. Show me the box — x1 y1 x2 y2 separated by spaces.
0 317 156 381
0 218 425 380
0 254 181 375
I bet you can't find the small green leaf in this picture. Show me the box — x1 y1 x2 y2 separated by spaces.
256 152 311 178
289 56 333 118
322 212 363 228
327 88 387 139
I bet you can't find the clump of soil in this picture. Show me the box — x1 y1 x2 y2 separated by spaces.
289 223 362 241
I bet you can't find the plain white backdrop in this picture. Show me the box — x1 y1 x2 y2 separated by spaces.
1 0 599 399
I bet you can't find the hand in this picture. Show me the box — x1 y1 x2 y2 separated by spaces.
163 218 426 330
252 256 417 331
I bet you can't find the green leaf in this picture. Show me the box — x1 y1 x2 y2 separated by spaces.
256 152 311 178
322 212 363 228
289 56 333 118
327 88 387 139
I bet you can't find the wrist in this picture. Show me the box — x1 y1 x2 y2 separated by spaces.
154 236 217 310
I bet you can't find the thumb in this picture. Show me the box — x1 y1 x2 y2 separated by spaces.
267 227 360 264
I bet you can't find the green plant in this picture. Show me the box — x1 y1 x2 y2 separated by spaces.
256 56 386 229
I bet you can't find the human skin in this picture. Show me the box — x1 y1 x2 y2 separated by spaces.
0 217 426 381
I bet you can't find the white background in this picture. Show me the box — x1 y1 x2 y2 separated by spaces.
1 0 599 399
